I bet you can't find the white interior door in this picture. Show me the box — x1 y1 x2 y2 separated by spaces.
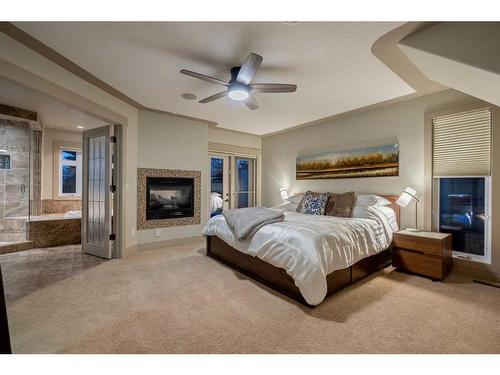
82 125 115 259
209 154 230 214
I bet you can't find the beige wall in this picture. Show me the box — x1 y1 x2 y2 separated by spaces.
41 128 82 199
136 109 209 247
262 89 500 281
208 127 262 149
261 90 474 228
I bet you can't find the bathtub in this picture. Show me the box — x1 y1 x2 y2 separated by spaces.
29 211 81 248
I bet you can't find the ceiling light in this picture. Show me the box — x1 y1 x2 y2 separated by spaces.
228 89 249 101
228 83 249 101
76 125 84 129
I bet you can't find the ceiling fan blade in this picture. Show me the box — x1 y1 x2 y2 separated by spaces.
244 93 259 110
237 53 263 85
199 91 228 103
250 83 297 93
180 69 229 86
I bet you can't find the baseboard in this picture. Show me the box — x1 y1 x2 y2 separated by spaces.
452 262 500 283
137 235 204 252
123 244 138 258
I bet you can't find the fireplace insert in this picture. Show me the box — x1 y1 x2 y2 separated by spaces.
146 177 194 220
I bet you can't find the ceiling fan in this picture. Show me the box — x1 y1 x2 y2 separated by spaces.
180 53 297 110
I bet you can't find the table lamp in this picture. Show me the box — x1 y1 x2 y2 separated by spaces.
396 187 421 232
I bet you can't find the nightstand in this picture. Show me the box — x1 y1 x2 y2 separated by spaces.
392 230 452 281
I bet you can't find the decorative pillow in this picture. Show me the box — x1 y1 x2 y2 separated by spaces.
325 191 356 217
297 191 330 215
355 194 391 207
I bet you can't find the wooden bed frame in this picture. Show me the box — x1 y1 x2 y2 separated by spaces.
206 195 400 307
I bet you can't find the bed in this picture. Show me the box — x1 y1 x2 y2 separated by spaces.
203 195 400 307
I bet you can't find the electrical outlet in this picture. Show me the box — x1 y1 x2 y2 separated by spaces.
154 228 162 237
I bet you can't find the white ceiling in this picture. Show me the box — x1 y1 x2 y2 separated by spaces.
15 22 414 135
0 78 108 132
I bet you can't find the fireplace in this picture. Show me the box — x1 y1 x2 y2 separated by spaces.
146 177 194 220
137 168 200 230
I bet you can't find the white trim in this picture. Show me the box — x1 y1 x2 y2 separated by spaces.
52 140 83 200
58 148 82 197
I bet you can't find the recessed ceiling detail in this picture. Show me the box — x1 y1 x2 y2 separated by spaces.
0 78 107 132
181 93 197 100
14 22 415 135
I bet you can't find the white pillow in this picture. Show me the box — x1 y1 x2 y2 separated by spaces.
287 193 304 204
272 201 298 212
355 194 391 207
352 206 367 218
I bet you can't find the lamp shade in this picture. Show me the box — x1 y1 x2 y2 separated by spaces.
396 187 421 207
280 187 289 201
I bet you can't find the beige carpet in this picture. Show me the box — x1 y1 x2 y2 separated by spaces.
6 241 500 353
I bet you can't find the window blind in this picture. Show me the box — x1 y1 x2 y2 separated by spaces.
433 108 492 177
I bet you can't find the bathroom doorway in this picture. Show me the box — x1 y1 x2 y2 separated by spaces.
0 78 121 259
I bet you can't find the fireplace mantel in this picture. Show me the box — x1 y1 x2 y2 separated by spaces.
137 168 201 230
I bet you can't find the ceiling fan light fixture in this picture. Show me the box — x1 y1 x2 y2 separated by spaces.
228 86 249 101
180 52 297 109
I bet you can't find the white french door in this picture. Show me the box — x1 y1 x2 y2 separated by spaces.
82 125 116 259
209 153 256 215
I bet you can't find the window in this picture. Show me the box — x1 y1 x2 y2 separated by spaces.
437 177 491 261
432 108 492 263
210 157 224 196
58 148 82 197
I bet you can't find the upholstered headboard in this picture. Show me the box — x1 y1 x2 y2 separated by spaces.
380 195 400 228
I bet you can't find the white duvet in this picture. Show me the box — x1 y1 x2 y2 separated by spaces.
202 206 398 305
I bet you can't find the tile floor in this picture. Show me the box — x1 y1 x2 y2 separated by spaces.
0 245 107 303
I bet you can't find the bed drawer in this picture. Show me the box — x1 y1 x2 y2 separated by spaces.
392 248 444 280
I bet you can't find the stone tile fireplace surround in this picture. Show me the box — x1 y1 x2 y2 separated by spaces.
137 168 201 230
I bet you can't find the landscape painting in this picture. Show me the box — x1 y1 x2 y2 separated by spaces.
296 143 399 180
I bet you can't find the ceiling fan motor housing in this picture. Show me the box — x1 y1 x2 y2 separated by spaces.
230 66 242 83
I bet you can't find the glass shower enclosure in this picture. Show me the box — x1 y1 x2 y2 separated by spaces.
0 118 41 248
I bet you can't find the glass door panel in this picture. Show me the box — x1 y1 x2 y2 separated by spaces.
234 157 255 209
209 154 229 216
82 125 114 259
